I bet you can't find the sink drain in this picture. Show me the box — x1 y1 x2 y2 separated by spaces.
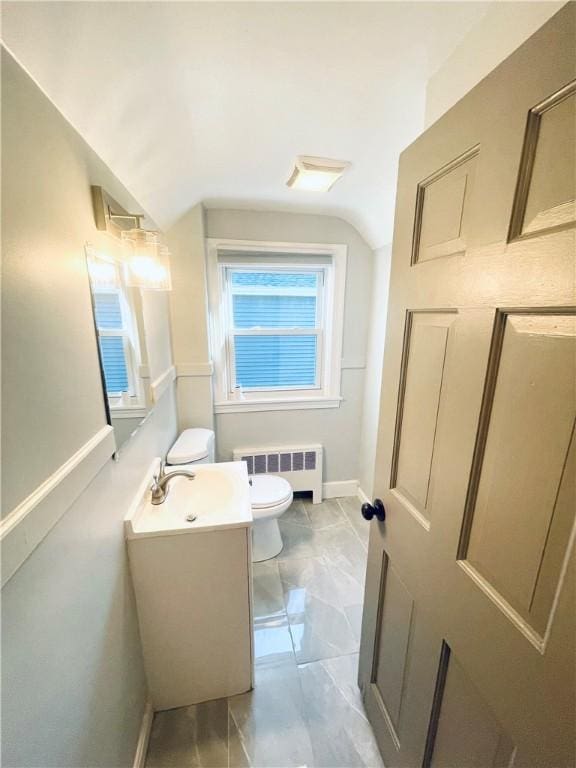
185 513 197 523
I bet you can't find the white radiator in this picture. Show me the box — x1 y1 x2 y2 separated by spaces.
232 444 323 504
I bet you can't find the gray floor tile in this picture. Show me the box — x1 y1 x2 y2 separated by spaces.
145 698 228 768
298 654 385 768
279 556 363 613
336 497 370 550
253 613 295 667
344 603 364 643
303 497 348 529
287 595 359 664
228 659 315 768
252 560 285 619
280 557 359 664
281 498 310 526
320 524 368 586
228 709 251 768
277 518 327 561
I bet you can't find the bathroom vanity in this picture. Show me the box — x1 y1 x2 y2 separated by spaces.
125 460 253 710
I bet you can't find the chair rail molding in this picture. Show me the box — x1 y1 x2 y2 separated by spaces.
176 362 214 377
150 365 177 403
0 425 115 587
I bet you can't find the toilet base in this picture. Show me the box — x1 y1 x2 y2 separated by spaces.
252 518 283 562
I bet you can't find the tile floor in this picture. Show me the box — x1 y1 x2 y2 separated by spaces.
145 496 384 768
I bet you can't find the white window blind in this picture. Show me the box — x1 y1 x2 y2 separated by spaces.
93 290 130 394
226 269 323 391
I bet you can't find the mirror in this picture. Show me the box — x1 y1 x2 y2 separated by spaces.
86 244 152 452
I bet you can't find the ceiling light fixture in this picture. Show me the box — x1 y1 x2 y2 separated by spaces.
286 156 350 192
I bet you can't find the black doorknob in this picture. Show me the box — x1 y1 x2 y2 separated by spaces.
361 498 386 522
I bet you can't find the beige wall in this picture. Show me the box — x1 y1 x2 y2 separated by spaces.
205 208 374 484
141 291 174 382
358 244 392 498
1 48 177 766
166 203 214 431
425 1 565 126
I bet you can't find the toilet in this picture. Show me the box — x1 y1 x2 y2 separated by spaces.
166 429 293 562
246 474 293 562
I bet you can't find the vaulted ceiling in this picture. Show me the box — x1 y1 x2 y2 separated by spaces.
1 1 550 247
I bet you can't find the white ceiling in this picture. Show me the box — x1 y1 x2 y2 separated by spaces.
1 1 501 247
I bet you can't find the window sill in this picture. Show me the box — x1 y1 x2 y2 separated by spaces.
214 396 342 414
109 405 147 419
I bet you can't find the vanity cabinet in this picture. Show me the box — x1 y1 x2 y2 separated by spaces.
125 461 253 710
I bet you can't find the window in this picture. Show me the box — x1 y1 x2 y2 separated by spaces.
87 248 146 414
208 240 347 412
93 290 132 395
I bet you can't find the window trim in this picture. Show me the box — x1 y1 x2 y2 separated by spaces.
206 238 347 413
92 283 147 410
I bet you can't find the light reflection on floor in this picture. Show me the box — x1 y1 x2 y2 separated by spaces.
145 496 383 768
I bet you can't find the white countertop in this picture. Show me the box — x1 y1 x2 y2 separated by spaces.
125 461 252 539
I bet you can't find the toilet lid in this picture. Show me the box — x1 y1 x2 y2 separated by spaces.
250 475 292 509
167 428 214 464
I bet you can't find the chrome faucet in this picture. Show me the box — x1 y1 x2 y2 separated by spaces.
150 460 195 505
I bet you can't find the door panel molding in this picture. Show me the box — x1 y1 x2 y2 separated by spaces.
411 145 479 265
372 564 415 733
458 307 576 649
391 310 457 529
422 641 451 768
423 641 516 768
508 80 576 242
367 551 402 751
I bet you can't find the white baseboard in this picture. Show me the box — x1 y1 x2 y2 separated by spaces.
133 699 154 768
357 486 371 505
322 480 359 499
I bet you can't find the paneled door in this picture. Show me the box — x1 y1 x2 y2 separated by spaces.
358 6 576 767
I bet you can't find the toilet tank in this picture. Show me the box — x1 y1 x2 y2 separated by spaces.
166 428 215 466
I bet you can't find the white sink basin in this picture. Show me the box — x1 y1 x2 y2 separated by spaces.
125 461 252 539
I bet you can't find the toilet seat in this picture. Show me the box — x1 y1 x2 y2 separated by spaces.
250 475 292 510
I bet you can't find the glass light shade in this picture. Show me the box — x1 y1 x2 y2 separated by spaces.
121 229 172 291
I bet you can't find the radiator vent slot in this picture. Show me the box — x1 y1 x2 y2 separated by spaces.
292 452 304 471
305 451 316 470
280 453 292 472
267 454 279 473
254 455 267 474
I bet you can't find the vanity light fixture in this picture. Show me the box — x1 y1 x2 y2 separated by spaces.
91 185 172 291
286 156 350 192
121 230 172 291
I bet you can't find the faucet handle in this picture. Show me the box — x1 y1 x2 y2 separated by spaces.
151 459 167 490
158 458 168 480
